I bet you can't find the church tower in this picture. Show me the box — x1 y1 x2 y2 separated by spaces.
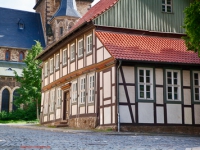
34 0 93 45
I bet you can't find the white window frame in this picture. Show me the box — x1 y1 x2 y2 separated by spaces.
56 88 62 107
162 0 172 13
71 81 77 103
88 74 95 103
78 39 84 57
86 34 92 54
63 49 67 65
70 43 75 61
44 62 48 77
44 91 49 114
193 71 200 102
50 58 54 74
50 89 55 112
55 53 60 69
166 69 181 101
137 68 154 100
79 77 86 104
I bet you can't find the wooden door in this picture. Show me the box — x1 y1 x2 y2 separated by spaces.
63 91 70 120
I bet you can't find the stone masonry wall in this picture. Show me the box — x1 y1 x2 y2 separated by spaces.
69 117 98 129
0 77 20 90
76 1 91 17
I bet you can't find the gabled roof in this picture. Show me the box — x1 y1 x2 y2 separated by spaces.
95 31 200 64
0 7 45 49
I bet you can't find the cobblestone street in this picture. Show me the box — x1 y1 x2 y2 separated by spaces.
0 125 200 150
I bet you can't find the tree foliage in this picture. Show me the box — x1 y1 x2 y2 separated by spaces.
14 41 43 120
183 1 200 57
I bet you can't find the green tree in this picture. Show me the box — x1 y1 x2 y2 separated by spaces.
14 41 43 120
183 1 200 56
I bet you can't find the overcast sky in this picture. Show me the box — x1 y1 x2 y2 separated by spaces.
0 0 100 12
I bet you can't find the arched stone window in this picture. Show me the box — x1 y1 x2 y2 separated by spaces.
1 89 10 112
19 51 24 62
13 90 19 111
68 22 74 31
5 50 10 61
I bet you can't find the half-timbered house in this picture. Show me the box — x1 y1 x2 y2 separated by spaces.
37 0 200 133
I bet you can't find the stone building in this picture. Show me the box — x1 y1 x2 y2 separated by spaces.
0 7 45 112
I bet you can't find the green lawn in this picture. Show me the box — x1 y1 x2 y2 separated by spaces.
0 120 39 124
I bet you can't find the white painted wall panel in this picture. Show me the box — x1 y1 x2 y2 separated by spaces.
104 100 111 105
50 74 54 83
155 69 163 85
104 48 111 60
184 89 191 105
112 106 115 123
87 55 92 66
194 105 200 124
183 70 190 86
50 114 54 121
97 38 103 48
167 104 182 124
88 105 94 113
119 105 132 123
100 108 103 125
44 116 47 122
100 72 102 87
156 107 164 123
97 48 103 63
119 85 127 103
100 90 103 106
184 108 192 124
127 86 135 103
122 66 134 83
156 88 164 104
138 103 154 123
41 93 44 112
112 67 115 84
112 86 115 103
78 59 83 69
70 62 75 72
131 105 135 122
56 109 61 119
72 105 77 115
45 78 48 86
56 71 59 80
104 107 111 124
80 107 85 114
103 71 111 98
119 70 123 83
62 66 67 76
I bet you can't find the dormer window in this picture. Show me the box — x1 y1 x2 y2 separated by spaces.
162 0 172 13
18 19 25 30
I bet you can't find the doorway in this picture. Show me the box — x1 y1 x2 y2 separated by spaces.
63 91 70 120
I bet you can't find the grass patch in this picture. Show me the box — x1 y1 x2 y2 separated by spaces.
0 119 39 124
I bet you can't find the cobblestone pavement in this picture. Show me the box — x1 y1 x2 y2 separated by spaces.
0 125 200 150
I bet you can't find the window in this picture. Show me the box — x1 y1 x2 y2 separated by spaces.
193 72 200 101
162 0 172 13
5 50 10 61
72 81 77 103
78 39 83 57
88 74 95 102
19 51 24 62
57 88 62 107
80 77 86 104
63 49 67 65
44 91 49 114
60 27 63 36
50 58 54 73
44 62 48 77
86 34 92 54
56 53 59 69
70 43 75 61
166 70 181 101
138 68 154 100
50 89 55 112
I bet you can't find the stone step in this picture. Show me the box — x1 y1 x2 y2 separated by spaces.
56 124 68 128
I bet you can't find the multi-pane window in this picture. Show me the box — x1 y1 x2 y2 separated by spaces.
56 53 59 69
63 49 67 65
162 0 172 13
166 70 181 101
72 81 77 103
57 88 62 107
44 62 48 77
50 89 55 112
88 74 95 102
78 39 83 57
71 43 75 61
86 34 92 54
80 77 86 104
138 68 153 100
50 58 54 73
44 92 49 114
193 72 200 101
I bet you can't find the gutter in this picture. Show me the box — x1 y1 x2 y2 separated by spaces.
117 60 122 132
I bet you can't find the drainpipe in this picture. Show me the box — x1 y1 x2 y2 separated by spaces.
117 60 122 132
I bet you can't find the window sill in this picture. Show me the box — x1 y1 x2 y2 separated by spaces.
62 63 67 67
70 59 76 63
86 51 92 57
79 103 85 107
165 100 182 104
161 11 174 14
55 68 60 72
87 101 94 105
137 99 155 103
72 101 77 105
78 55 84 60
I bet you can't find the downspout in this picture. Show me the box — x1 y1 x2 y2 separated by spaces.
117 60 122 132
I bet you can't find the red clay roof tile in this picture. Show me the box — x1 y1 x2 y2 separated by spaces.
95 31 200 64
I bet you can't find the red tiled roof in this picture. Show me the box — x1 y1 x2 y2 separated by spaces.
95 31 200 64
